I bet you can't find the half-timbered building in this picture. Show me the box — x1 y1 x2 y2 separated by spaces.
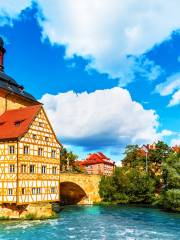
0 37 61 205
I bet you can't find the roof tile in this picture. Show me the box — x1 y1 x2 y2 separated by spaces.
0 105 41 140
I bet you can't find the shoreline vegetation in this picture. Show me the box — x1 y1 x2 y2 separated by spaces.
99 141 180 213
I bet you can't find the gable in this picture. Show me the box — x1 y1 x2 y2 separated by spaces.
20 107 61 148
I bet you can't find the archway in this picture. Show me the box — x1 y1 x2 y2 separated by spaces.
60 182 88 205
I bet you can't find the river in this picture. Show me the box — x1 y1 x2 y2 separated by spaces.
0 205 179 240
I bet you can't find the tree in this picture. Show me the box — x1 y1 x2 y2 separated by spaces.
162 152 180 211
99 167 156 204
60 147 81 172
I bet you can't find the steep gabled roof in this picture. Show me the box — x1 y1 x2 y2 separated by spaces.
80 152 115 166
0 105 41 141
0 71 37 102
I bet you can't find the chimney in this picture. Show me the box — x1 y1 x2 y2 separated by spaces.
0 37 6 72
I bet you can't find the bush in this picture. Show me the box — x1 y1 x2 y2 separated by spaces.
99 167 156 204
162 189 180 211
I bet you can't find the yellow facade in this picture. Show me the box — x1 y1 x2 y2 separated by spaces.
0 106 61 205
0 91 35 116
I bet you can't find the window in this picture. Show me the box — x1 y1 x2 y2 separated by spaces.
8 188 13 195
32 188 36 195
52 166 57 174
9 164 15 173
45 137 49 142
32 134 36 139
24 146 29 154
32 188 41 195
51 187 56 194
41 165 46 174
39 122 43 127
21 164 27 173
37 188 41 194
0 122 5 126
51 150 56 158
8 145 15 154
15 121 21 127
38 148 43 156
30 165 35 174
22 188 25 195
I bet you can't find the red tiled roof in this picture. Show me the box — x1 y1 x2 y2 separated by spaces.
80 152 115 166
0 105 41 140
172 145 180 153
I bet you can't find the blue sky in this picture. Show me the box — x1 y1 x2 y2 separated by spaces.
0 1 180 163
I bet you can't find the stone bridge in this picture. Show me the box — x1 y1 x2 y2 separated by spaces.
60 173 101 205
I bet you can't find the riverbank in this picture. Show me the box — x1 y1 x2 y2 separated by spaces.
0 203 57 220
95 201 180 213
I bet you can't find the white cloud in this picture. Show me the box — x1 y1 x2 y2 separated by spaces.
36 0 180 85
157 129 174 138
155 73 180 96
0 0 30 25
168 89 180 107
155 73 180 106
0 0 179 84
40 87 169 151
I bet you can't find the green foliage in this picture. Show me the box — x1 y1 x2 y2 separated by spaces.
99 176 117 202
60 147 81 172
99 141 180 212
24 213 37 220
0 216 9 220
162 189 180 211
162 152 180 211
99 167 156 204
24 212 57 220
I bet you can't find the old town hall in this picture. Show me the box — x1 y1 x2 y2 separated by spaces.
0 38 61 205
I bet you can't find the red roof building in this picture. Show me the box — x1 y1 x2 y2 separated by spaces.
78 152 115 176
0 105 41 141
172 145 180 153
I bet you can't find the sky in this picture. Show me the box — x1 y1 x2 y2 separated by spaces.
0 0 180 163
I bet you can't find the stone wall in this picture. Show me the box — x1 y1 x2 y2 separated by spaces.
0 203 55 220
60 173 101 204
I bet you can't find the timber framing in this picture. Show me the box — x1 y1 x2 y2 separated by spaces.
0 105 61 205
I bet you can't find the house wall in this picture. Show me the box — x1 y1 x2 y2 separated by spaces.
85 163 114 176
0 108 61 205
0 90 35 116
17 108 61 204
0 141 18 203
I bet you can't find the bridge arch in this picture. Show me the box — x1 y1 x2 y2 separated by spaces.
60 173 101 205
60 182 88 205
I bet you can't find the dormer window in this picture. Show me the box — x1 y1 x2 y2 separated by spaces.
18 86 24 93
0 121 5 126
14 120 24 127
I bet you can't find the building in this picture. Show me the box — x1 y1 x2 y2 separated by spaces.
79 152 115 176
0 38 61 205
172 145 180 153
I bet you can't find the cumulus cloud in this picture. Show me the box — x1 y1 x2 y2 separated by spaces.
155 73 180 106
168 90 180 107
0 0 30 25
35 0 180 85
40 87 169 151
0 0 179 84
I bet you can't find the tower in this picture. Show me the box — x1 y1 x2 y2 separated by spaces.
0 37 39 116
